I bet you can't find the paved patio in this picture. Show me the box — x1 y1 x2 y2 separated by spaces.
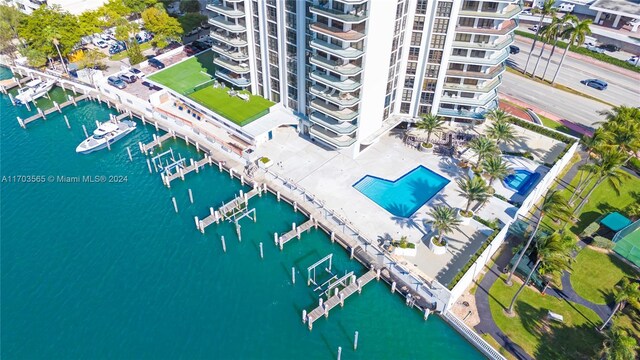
253 127 512 284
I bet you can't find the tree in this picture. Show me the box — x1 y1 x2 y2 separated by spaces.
18 6 82 60
142 4 183 48
80 48 106 69
427 206 462 245
179 0 200 13
599 278 640 331
127 38 144 65
541 17 570 80
532 17 564 79
486 119 515 145
468 137 500 167
0 4 25 59
100 0 133 27
507 231 574 314
574 148 628 214
485 108 510 123
483 156 512 186
456 175 490 216
77 10 105 35
505 190 572 285
600 324 638 360
415 114 446 147
522 0 556 75
124 0 157 14
552 16 592 84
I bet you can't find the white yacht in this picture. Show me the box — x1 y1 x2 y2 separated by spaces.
76 120 137 154
14 79 55 105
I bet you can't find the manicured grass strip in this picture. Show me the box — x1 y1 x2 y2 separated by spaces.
147 51 216 94
570 247 639 305
480 333 517 360
515 31 640 73
188 86 274 126
538 115 582 138
488 274 603 359
109 42 152 61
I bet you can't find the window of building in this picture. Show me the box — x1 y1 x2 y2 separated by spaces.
415 0 428 14
422 79 437 91
455 33 472 42
452 48 468 56
408 47 420 61
400 102 411 114
475 35 490 44
428 50 443 63
404 76 414 88
436 1 452 16
419 105 431 116
410 32 422 46
425 64 440 78
413 16 425 31
430 35 446 49
406 62 417 75
420 92 434 104
433 18 449 33
402 89 412 101
477 19 494 28
458 17 475 27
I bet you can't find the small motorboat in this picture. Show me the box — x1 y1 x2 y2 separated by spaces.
14 79 55 105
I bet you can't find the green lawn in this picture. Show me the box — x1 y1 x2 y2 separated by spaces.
539 116 582 138
488 275 603 359
189 86 274 126
570 247 639 305
147 51 216 94
109 42 153 61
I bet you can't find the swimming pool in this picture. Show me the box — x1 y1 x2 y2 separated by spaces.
353 166 449 218
503 169 540 195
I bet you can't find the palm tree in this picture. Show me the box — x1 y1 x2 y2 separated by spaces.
523 0 557 75
508 231 574 314
541 17 570 80
600 324 638 360
552 16 592 84
415 114 446 147
602 122 640 164
456 175 490 216
505 190 572 285
483 156 512 186
468 137 500 167
599 278 640 331
427 206 462 245
485 108 510 123
486 120 515 145
574 148 628 214
533 17 565 79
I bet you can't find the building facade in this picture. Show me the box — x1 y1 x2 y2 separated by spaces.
5 0 106 14
208 0 520 156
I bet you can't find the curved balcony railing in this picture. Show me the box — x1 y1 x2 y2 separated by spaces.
310 39 364 59
310 126 357 147
310 99 359 121
309 85 361 107
309 112 358 135
310 71 362 92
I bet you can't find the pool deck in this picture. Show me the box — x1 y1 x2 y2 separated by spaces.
493 156 549 205
254 127 511 285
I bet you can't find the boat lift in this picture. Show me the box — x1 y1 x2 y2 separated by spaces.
150 148 185 174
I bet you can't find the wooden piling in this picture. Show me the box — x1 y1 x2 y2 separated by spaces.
259 242 263 259
172 197 178 213
354 331 359 350
188 189 194 204
82 124 89 138
221 236 226 253
127 147 132 161
64 115 70 129
291 267 295 284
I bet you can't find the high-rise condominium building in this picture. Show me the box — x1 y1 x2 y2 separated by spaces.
213 0 519 158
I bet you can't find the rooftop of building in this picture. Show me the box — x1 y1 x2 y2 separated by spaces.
589 0 640 17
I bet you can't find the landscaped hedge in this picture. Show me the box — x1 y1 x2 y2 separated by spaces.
493 193 522 207
506 115 575 144
503 150 534 160
514 30 640 73
447 217 501 290
592 236 615 250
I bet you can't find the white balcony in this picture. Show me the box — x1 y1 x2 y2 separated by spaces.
440 91 499 107
442 76 501 93
210 30 248 47
215 70 250 87
448 49 509 66
309 85 360 107
206 2 244 18
214 57 250 74
209 16 246 33
310 55 362 76
212 43 249 61
309 112 358 135
446 64 505 80
458 2 522 19
310 39 364 59
309 23 366 42
310 100 358 121
310 71 361 92
310 126 357 147
309 5 368 23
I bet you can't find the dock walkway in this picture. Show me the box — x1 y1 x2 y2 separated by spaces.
140 132 174 154
305 269 377 330
278 219 317 250
0 76 32 93
19 94 90 127
163 156 211 186
196 187 262 232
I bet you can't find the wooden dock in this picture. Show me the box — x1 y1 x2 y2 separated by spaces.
18 94 90 127
140 132 174 154
163 156 211 185
196 187 262 232
304 269 377 330
278 218 317 250
0 76 31 93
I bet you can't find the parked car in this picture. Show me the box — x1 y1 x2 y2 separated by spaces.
197 35 214 47
586 44 605 54
128 67 145 78
92 38 108 48
509 45 520 54
191 41 208 51
148 57 165 69
599 44 620 52
135 31 153 44
626 56 640 67
185 26 201 37
183 45 197 56
119 73 137 83
100 33 113 41
107 76 127 89
580 78 608 90
109 43 125 55
142 80 162 91
529 25 539 32
200 21 211 30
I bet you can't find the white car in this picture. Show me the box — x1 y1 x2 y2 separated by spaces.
529 25 539 32
92 38 108 48
586 44 605 54
197 35 214 46
627 56 640 67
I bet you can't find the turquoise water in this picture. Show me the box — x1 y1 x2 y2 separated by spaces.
0 68 484 359
353 166 450 218
503 169 540 195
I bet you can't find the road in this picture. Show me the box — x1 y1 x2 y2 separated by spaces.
501 39 640 128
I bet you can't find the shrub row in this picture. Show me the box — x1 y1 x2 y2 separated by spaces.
493 193 522 207
592 236 615 250
447 217 501 290
514 30 640 73
506 115 575 144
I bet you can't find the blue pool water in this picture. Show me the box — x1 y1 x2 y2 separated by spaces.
353 166 449 218
503 169 540 195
